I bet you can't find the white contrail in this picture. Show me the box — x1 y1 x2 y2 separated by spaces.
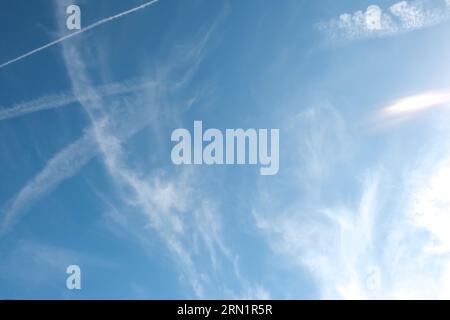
0 0 159 70
0 79 155 121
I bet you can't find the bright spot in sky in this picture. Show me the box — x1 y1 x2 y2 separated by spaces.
383 91 450 115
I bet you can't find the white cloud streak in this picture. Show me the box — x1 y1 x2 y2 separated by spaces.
254 102 450 299
0 79 156 121
0 104 159 236
254 172 381 299
27 0 254 298
0 130 97 235
0 0 266 298
0 0 159 70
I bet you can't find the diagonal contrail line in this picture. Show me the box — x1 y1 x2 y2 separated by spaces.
0 0 159 70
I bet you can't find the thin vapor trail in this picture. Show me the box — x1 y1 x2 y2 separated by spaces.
0 0 159 70
0 79 155 121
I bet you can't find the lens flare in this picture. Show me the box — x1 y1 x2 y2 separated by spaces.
383 91 450 115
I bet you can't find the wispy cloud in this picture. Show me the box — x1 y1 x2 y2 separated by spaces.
254 100 450 299
254 172 381 299
0 79 156 122
18 0 258 298
0 0 159 70
1 0 266 298
318 0 450 41
0 130 97 235
0 105 157 235
254 156 450 298
286 103 351 183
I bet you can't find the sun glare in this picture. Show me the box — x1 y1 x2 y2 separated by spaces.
383 91 450 115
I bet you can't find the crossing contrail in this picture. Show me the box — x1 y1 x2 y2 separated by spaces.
0 79 156 121
0 0 159 70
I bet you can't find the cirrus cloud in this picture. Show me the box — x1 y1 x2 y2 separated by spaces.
319 0 450 41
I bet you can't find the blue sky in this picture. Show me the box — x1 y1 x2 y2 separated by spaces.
1 0 450 299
